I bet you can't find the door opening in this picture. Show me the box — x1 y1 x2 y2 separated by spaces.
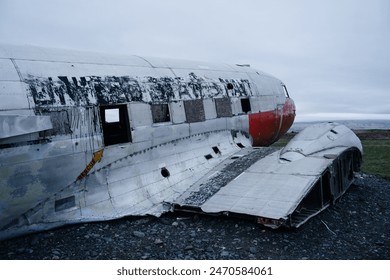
100 104 131 146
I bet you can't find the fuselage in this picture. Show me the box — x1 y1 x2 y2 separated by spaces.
0 44 295 147
0 44 295 233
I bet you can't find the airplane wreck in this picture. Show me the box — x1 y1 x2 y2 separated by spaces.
0 44 362 240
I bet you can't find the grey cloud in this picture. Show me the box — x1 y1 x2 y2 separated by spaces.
0 0 389 121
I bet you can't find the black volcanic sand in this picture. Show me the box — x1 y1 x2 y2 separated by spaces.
0 173 389 260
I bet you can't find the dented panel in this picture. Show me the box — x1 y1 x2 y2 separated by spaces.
200 123 363 227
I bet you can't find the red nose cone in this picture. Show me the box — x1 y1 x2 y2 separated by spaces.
249 98 296 147
279 97 296 136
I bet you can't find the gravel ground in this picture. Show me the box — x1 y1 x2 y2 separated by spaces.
0 172 389 260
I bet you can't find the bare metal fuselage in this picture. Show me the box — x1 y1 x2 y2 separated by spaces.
0 45 361 240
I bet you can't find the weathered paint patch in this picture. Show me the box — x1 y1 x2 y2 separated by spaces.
7 165 35 198
183 99 206 123
215 97 233 117
34 106 102 138
25 73 254 107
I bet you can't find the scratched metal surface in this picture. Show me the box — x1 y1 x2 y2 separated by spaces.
0 44 292 241
0 130 249 240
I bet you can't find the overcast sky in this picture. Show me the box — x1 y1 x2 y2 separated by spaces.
0 0 389 121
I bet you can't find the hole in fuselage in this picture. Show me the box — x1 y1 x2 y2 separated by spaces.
161 167 170 178
205 154 213 160
236 143 245 148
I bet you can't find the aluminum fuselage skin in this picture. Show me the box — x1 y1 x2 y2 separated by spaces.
0 44 299 239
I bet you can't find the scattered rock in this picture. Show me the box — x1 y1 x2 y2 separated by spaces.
0 173 389 260
171 222 179 227
52 250 61 256
154 239 164 245
132 231 145 238
220 251 230 257
249 247 258 254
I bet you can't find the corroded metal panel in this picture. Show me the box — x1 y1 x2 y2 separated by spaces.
215 97 233 117
183 99 205 123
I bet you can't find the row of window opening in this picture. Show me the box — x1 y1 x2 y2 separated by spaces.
100 98 251 146
103 97 251 125
151 97 251 124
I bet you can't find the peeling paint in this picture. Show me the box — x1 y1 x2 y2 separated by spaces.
25 74 253 107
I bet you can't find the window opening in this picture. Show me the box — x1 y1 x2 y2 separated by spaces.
105 108 120 123
151 103 171 123
236 143 245 148
100 104 131 146
240 98 251 114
